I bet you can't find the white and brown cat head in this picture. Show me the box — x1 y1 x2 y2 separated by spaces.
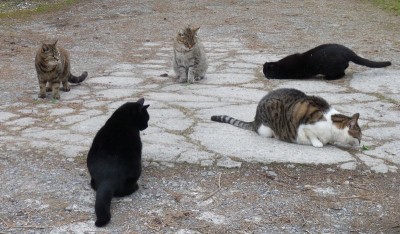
331 113 362 146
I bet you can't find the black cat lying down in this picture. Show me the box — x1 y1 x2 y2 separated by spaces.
87 98 150 227
263 44 391 80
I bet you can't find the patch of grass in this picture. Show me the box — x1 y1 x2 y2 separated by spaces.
0 0 80 20
361 145 370 151
369 0 400 15
373 93 398 105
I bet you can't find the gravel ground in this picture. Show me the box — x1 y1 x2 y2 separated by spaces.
0 1 399 233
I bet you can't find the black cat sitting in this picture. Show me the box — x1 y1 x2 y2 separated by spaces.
87 98 150 227
263 44 391 80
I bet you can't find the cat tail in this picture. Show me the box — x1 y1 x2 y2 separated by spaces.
211 115 254 131
68 71 88 83
349 53 391 68
94 180 114 227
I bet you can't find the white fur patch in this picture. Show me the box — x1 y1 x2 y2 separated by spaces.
257 124 274 138
296 108 359 147
296 108 338 147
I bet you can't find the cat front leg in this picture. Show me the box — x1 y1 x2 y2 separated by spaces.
177 66 188 83
302 128 324 147
61 80 71 92
187 66 195 83
50 81 61 99
309 137 324 147
38 80 47 98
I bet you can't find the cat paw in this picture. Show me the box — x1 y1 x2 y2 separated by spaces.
133 183 139 192
178 77 187 83
61 87 70 92
38 93 46 98
187 76 195 84
52 93 60 100
95 217 110 227
90 179 96 190
311 140 324 148
194 76 204 81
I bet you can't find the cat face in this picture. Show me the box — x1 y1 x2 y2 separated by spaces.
332 113 362 146
41 40 60 66
176 26 200 50
263 62 280 78
135 98 150 131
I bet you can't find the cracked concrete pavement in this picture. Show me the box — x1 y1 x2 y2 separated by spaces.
0 0 399 233
1 38 399 173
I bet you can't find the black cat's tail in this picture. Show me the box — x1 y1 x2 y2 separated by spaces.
211 115 254 131
94 180 114 227
350 53 391 68
69 71 88 83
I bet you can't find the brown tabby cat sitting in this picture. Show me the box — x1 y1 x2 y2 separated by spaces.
35 40 87 99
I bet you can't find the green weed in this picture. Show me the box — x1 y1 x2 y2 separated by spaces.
369 0 400 15
0 0 80 20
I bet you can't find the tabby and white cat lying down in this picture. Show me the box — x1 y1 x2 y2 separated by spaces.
35 40 87 99
211 88 362 147
173 26 208 83
263 44 391 80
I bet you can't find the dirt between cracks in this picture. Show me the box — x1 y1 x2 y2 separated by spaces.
0 0 400 233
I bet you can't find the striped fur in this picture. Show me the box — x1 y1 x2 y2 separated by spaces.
35 40 87 99
173 26 208 83
211 88 362 147
210 115 253 131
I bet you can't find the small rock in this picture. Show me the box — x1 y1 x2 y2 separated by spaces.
217 157 241 168
200 160 213 167
207 171 215 176
265 171 277 179
261 166 269 171
65 204 78 212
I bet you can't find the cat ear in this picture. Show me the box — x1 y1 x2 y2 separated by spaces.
141 104 150 111
42 44 49 52
348 113 360 128
192 26 200 33
137 98 145 105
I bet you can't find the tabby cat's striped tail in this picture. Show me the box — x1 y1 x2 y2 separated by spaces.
69 71 88 83
211 115 254 131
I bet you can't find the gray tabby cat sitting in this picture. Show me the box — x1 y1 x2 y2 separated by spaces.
35 40 87 100
173 26 208 83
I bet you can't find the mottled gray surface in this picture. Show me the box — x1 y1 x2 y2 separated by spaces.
0 0 399 233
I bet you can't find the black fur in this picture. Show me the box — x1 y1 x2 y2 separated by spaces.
87 98 150 227
263 44 391 80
